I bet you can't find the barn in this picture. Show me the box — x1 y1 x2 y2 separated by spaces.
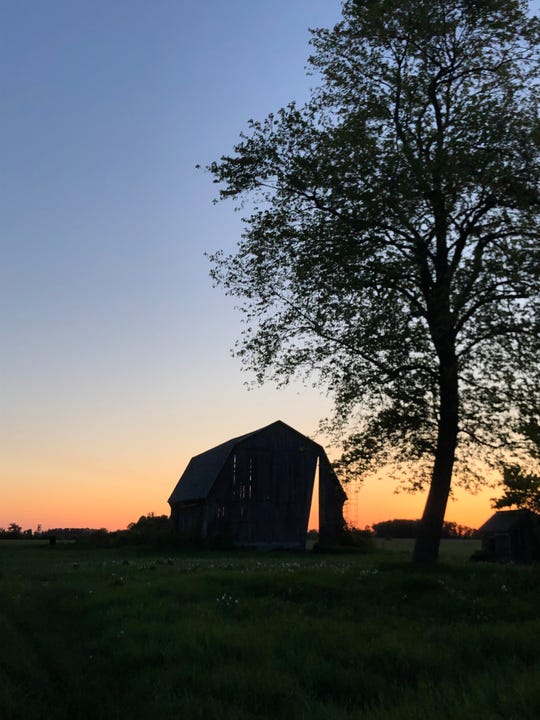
168 420 347 548
477 509 540 563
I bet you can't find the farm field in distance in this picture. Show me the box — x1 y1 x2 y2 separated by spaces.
375 537 482 559
1 540 539 720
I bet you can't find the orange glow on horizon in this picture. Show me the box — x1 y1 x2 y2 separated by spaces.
2 426 499 534
342 474 496 532
2 465 497 535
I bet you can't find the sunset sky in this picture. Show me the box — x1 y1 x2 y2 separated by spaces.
2 0 525 533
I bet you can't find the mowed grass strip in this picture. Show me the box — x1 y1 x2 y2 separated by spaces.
0 542 539 719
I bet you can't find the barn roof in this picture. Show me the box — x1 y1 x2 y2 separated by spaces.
168 420 324 504
477 509 538 534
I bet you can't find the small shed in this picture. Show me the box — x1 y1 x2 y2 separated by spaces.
477 509 540 563
168 420 346 548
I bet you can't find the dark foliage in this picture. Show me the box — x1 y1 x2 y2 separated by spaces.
373 518 475 539
492 419 540 513
208 0 540 563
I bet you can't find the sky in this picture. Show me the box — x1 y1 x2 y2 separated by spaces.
1 0 517 533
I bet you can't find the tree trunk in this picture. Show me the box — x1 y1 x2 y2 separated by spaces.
412 353 459 565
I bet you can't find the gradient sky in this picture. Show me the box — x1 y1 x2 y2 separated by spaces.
2 0 521 532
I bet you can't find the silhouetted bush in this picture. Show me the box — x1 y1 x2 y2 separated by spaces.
373 519 475 539
340 524 375 550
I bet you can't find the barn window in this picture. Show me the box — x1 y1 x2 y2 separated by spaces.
248 457 254 499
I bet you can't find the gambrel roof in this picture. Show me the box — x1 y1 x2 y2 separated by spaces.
168 420 325 504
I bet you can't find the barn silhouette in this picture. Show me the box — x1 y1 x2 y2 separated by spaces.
478 509 540 563
168 420 346 548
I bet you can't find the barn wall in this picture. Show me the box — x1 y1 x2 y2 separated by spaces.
170 422 347 548
482 533 512 562
170 502 206 540
318 454 347 545
482 522 540 563
206 424 319 547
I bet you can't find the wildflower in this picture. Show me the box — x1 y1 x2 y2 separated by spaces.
216 592 239 610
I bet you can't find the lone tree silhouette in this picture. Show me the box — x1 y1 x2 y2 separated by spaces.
208 0 540 563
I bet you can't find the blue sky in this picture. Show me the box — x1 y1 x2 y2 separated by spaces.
1 0 352 530
2 0 523 531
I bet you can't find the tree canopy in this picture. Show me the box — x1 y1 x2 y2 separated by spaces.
208 0 540 562
492 418 540 513
492 465 540 514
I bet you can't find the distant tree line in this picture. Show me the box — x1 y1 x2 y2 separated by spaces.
0 514 172 546
372 519 475 539
2 515 476 545
0 523 32 539
0 524 110 541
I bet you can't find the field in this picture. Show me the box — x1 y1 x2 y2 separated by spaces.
375 537 482 559
1 540 539 720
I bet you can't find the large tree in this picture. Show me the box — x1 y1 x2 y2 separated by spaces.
208 0 540 563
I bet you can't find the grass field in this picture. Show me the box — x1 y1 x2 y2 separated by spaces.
375 537 482 559
1 540 539 719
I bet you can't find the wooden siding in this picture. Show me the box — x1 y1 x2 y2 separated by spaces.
169 421 346 548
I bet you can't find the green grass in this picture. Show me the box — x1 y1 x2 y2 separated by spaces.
375 537 482 560
0 541 539 719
